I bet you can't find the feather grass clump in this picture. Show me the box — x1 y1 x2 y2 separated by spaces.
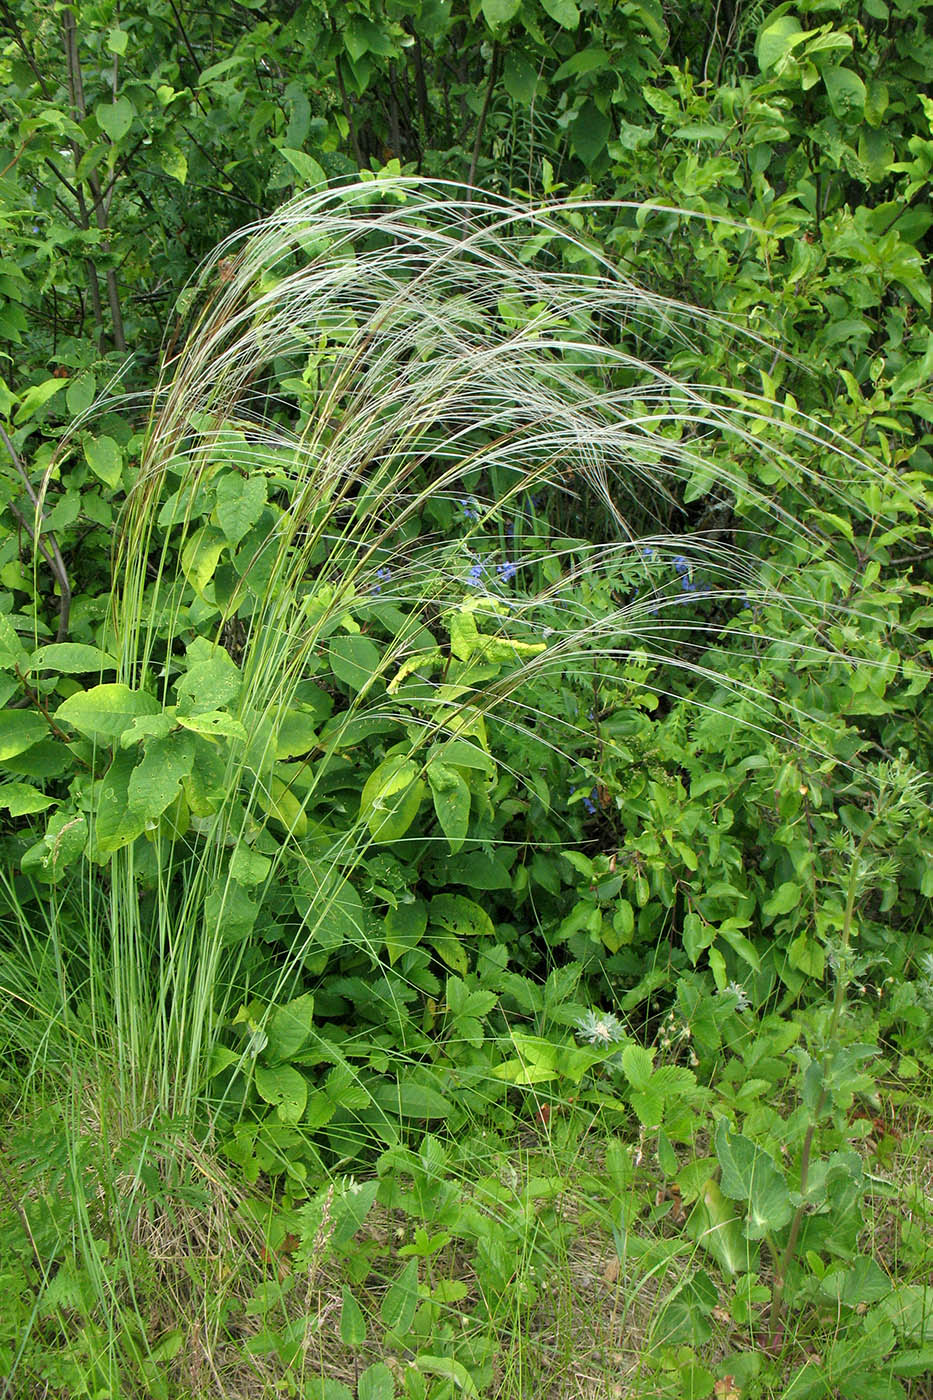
18 178 895 1126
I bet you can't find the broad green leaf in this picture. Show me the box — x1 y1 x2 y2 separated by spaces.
757 16 803 72
127 731 195 823
229 846 272 887
384 899 428 963
94 750 147 854
204 878 258 945
685 1177 751 1277
762 881 800 917
715 1119 792 1238
823 66 866 121
572 99 610 164
329 634 382 692
176 711 247 742
445 850 510 889
56 684 160 742
415 1356 479 1396
159 145 187 184
373 1075 451 1119
0 782 55 815
480 0 520 28
120 713 176 747
254 1062 307 1123
21 809 88 878
65 371 95 417
339 1286 366 1346
279 147 326 187
84 434 122 488
357 1362 393 1400
96 95 134 141
540 0 579 27
0 616 29 669
380 1257 419 1331
255 773 308 836
0 710 48 761
175 651 241 715
180 526 226 599
106 27 128 54
275 709 319 758
27 643 117 674
360 755 424 842
266 993 315 1063
214 472 266 545
820 1255 891 1307
429 892 494 938
553 47 609 82
503 51 537 104
788 933 825 979
427 760 470 853
13 378 64 424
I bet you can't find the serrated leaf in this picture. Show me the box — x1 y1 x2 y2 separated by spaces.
620 1045 654 1091
254 1062 307 1123
56 684 160 742
358 1362 393 1400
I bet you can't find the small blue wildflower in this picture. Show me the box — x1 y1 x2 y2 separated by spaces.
583 786 598 815
467 561 484 586
497 560 518 583
681 575 696 592
371 565 391 594
641 545 656 560
460 496 480 522
673 556 690 576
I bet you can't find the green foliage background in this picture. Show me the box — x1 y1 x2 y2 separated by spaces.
1 3 932 1398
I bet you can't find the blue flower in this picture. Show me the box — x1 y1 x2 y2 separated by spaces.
370 566 391 594
460 496 480 522
467 560 484 586
497 560 518 582
583 786 598 815
673 555 690 576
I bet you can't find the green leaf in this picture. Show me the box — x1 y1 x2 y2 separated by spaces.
66 371 95 417
175 651 241 715
275 709 319 758
415 1356 478 1395
480 0 520 28
384 899 428 963
96 95 134 141
214 473 266 545
372 1075 451 1118
0 710 48 761
84 435 122 488
106 27 129 55
540 0 579 27
762 881 800 918
56 684 160 742
0 782 55 816
572 99 610 164
176 711 247 742
279 147 326 187
686 1177 754 1277
820 1255 891 1307
94 750 148 855
159 146 187 184
553 47 609 82
127 731 195 823
329 634 382 692
229 846 272 887
358 1363 393 1400
380 1257 419 1332
823 66 866 121
13 379 64 424
360 755 424 842
204 878 258 945
429 892 494 938
715 1119 793 1238
266 993 315 1062
339 1286 367 1346
254 1063 307 1123
620 1045 653 1091
502 51 537 104
757 16 803 72
427 760 471 853
21 809 88 878
180 526 226 599
27 644 117 674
